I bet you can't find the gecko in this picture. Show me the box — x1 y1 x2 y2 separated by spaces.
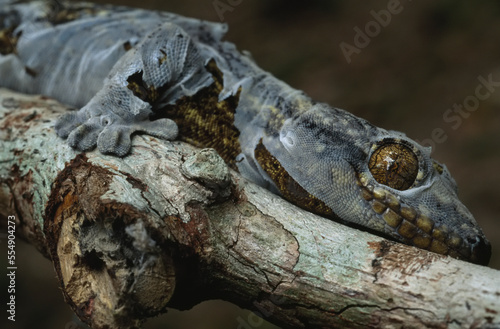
0 0 491 265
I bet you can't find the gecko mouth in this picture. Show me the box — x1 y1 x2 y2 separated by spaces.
356 173 491 265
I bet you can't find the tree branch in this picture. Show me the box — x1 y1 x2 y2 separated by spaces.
1 87 499 329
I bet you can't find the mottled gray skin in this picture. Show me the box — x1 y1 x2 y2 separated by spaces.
0 1 491 264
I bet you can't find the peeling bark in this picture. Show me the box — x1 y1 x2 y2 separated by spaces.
0 87 499 329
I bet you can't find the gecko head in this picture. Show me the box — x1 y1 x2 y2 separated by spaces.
355 137 491 265
261 103 491 265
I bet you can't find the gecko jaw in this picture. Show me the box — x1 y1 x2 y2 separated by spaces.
356 173 491 265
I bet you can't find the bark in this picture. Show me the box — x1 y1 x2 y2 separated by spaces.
0 87 499 329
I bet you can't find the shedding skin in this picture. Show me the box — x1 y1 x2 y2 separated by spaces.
0 0 491 265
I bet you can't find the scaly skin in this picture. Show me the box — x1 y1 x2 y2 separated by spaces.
0 0 491 264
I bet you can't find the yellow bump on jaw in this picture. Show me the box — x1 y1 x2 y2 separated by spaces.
383 208 402 228
433 161 444 174
385 193 400 211
413 235 432 249
373 187 386 200
432 229 445 241
416 215 434 234
372 200 387 214
397 220 418 239
400 206 417 222
447 234 463 249
359 173 369 187
432 226 448 242
429 239 449 255
361 189 373 201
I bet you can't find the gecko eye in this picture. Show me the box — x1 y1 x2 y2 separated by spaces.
368 142 419 190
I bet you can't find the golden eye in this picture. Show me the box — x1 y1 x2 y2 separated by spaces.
368 143 418 190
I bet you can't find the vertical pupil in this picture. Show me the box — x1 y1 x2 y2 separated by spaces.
368 143 418 190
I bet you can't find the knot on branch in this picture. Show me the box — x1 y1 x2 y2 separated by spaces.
181 148 232 199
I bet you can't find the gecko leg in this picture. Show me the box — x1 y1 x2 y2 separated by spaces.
54 22 212 156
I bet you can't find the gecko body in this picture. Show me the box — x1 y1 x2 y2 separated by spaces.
0 0 491 264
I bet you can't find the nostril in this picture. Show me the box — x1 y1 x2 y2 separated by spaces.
469 236 491 266
467 236 478 245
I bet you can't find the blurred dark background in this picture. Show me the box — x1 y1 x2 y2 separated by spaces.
4 0 500 328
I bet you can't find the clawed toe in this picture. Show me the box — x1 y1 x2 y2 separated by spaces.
97 125 133 156
55 111 85 138
67 122 103 151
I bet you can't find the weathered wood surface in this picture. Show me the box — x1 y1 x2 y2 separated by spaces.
0 87 499 329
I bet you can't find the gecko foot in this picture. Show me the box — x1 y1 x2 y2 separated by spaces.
95 118 178 156
56 110 178 156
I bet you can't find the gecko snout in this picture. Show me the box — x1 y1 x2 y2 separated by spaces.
469 235 491 266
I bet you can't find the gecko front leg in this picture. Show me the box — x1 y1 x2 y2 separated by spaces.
55 22 213 156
